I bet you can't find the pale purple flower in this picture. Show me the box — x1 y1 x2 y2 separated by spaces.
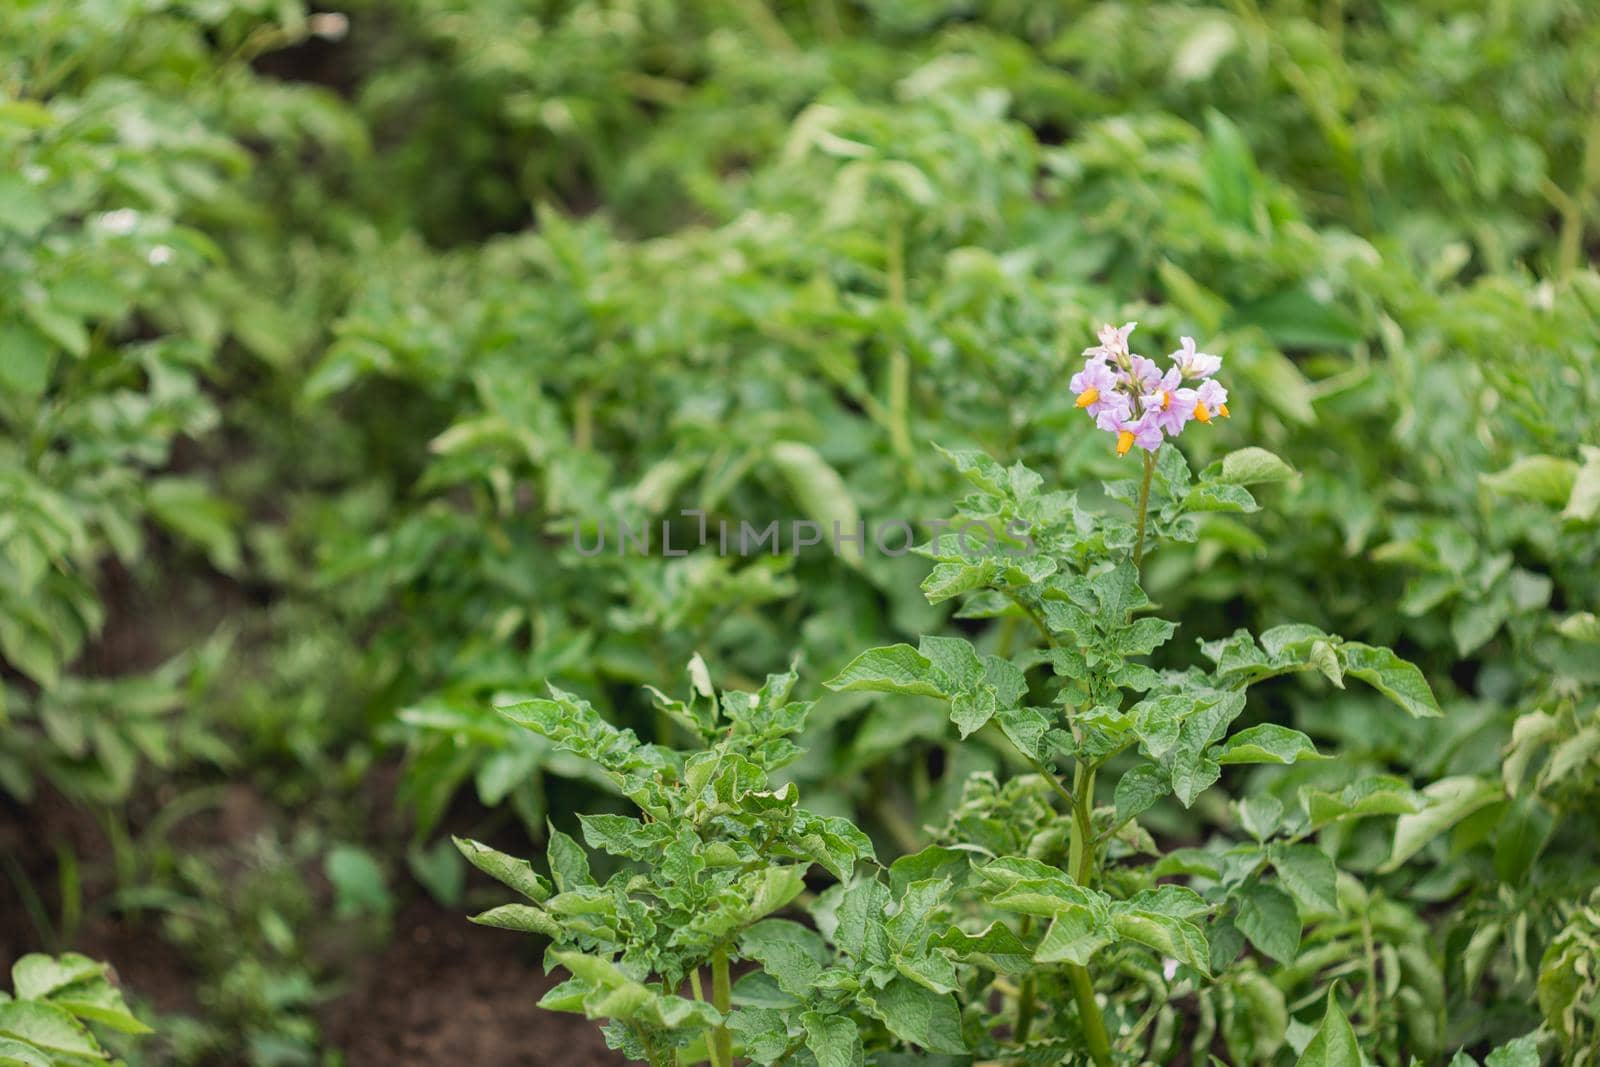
1127 354 1162 390
1093 392 1134 432
1143 369 1198 435
1070 360 1121 416
1083 320 1137 362
1193 379 1230 423
1111 408 1164 455
1073 323 1230 455
1171 337 1221 380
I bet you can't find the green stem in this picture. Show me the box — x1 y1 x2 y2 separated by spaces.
1553 94 1600 279
1361 913 1381 1038
885 218 916 486
1132 451 1155 568
1015 972 1038 1047
1064 761 1112 1067
1067 964 1113 1067
711 944 733 1067
1014 916 1038 1048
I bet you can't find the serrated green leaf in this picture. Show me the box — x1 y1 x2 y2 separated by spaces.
862 977 966 1054
802 1011 861 1067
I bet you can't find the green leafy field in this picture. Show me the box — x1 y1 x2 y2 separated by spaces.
2 2 1598 1064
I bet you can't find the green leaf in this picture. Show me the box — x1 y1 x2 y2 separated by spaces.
1482 1034 1540 1067
547 826 594 892
1561 446 1600 520
0 322 54 397
731 866 808 928
0 1036 52 1067
862 977 966 1054
769 442 863 569
802 1011 861 1067
1239 794 1284 841
578 813 673 859
1270 845 1339 915
1296 989 1362 1066
1493 795 1555 885
20 301 87 359
1184 481 1260 514
1214 724 1325 765
727 1007 791 1062
453 837 552 902
1382 776 1503 872
1110 908 1211 975
834 880 892 964
469 903 562 937
1034 906 1113 966
825 645 946 698
146 478 242 571
10 956 103 1002
48 977 153 1035
1114 763 1171 824
0 175 50 236
1234 883 1301 965
1480 455 1578 505
888 846 969 895
1217 447 1298 486
324 845 393 919
0 1001 102 1058
930 922 1033 975
1340 643 1442 718
1202 109 1263 230
1303 776 1420 829
739 920 828 999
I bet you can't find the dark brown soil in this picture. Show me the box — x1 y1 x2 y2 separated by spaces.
322 898 622 1066
0 787 622 1065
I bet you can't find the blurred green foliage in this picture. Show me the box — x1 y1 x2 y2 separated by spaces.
1 0 1598 1063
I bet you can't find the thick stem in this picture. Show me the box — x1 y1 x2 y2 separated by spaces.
711 945 733 1067
1067 964 1114 1067
1068 763 1097 885
1015 972 1038 1047
689 965 722 1067
1132 451 1155 568
1064 762 1112 1067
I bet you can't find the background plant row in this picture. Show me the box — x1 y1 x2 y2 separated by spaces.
1 0 1597 1063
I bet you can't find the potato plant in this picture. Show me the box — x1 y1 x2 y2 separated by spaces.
456 330 1549 1065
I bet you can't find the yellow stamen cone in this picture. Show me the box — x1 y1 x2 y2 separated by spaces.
1218 402 1230 418
1075 387 1098 409
1116 430 1135 456
1193 402 1211 423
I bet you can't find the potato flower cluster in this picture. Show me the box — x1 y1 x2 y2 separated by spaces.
1071 323 1229 455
